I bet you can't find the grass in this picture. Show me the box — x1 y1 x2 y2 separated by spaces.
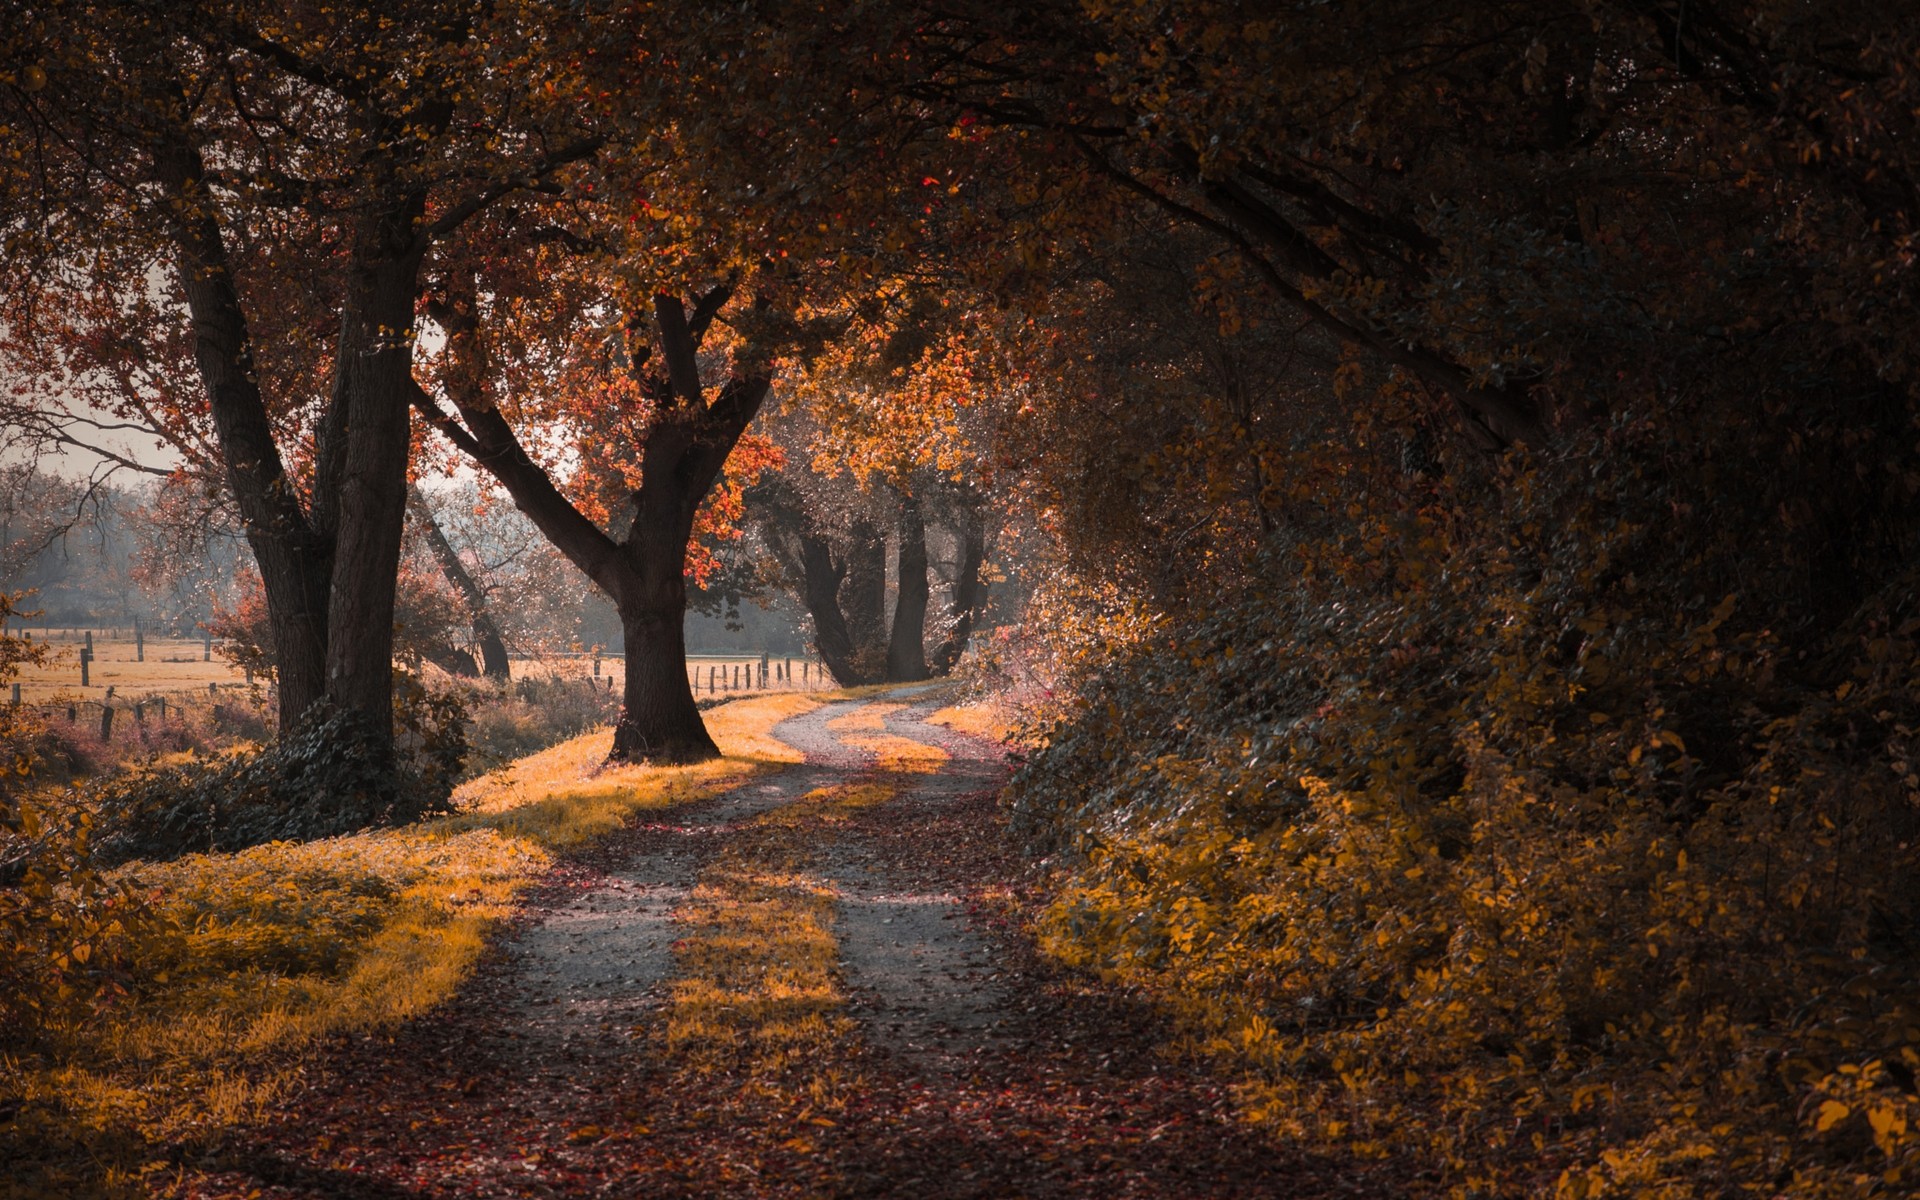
0 691 825 1199
828 701 948 773
9 638 829 703
652 707 952 1167
10 637 253 703
926 699 1018 744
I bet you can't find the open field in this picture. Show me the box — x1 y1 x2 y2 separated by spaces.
6 632 831 704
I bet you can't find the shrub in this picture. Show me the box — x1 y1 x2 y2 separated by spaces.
461 673 619 776
90 678 469 866
0 596 167 1050
1012 433 1920 1195
0 799 171 1052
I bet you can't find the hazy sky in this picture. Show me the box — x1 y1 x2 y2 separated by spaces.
0 381 183 480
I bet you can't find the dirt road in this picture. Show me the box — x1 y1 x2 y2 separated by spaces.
175 693 1376 1199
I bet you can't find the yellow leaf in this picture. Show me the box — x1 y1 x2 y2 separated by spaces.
1816 1100 1851 1132
1869 1103 1908 1140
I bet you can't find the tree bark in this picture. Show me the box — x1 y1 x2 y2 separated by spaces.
800 532 869 686
930 501 990 676
323 245 423 746
609 516 719 763
156 140 332 736
410 487 511 680
887 492 931 682
843 520 889 672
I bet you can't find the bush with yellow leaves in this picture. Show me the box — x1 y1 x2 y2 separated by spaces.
1013 414 1920 1196
1 593 175 1053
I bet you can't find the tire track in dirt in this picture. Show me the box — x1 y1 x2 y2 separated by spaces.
823 695 1018 1072
501 699 875 1058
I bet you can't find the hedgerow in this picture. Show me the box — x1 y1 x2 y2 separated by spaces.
1011 416 1920 1196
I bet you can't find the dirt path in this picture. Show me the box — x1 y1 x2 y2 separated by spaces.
174 693 1383 1199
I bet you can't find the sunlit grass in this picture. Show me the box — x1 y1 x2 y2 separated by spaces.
0 692 825 1198
660 775 899 1140
926 699 1017 744
828 701 947 773
660 713 948 1096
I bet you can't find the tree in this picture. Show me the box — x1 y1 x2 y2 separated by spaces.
0 1 601 761
413 272 782 762
408 487 510 681
750 305 1013 686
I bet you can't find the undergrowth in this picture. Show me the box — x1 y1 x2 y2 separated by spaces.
1011 429 1920 1197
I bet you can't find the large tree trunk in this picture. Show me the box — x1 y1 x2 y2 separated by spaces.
159 139 335 736
930 502 991 676
322 250 422 752
410 487 511 681
843 520 888 673
610 533 718 764
886 492 931 682
800 532 869 686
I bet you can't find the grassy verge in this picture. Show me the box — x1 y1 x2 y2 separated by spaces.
655 707 946 1166
0 692 824 1199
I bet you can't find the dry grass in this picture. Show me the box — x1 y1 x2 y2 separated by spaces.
0 692 826 1198
926 699 1018 744
828 702 948 774
9 638 831 704
660 776 897 1140
11 638 252 702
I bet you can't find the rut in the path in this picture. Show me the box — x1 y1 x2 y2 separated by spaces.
498 699 871 1059
822 698 1017 1071
176 692 1386 1200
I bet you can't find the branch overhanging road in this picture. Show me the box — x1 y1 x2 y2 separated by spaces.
177 692 1381 1200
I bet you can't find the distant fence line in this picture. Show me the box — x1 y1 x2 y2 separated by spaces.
6 653 831 743
5 681 270 744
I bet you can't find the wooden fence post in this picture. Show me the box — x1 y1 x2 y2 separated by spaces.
79 646 90 688
99 705 114 742
135 614 145 662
